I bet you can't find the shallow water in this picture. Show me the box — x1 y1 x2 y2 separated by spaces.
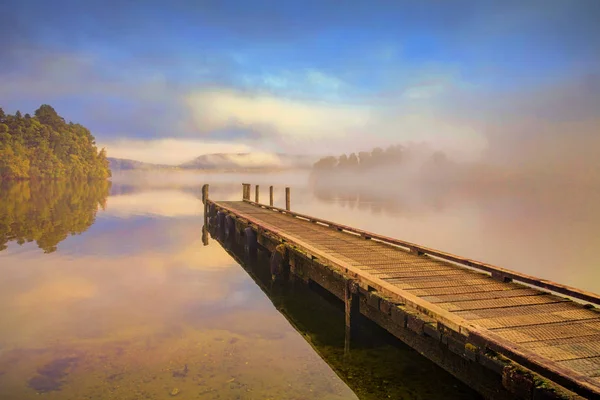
1 171 598 399
0 176 482 400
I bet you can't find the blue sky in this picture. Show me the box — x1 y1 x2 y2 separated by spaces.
2 0 599 164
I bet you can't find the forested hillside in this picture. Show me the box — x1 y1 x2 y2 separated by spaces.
0 105 111 180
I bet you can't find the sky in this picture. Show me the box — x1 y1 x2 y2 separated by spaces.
2 0 599 165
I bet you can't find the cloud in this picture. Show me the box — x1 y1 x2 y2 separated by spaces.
1 0 598 168
237 69 350 101
186 88 373 141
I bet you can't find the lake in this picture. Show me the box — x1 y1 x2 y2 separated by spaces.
1 170 599 399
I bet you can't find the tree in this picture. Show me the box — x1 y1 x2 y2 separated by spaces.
358 151 372 169
0 105 111 181
384 144 405 164
347 153 359 169
371 147 384 163
35 104 64 130
313 156 337 171
337 154 349 169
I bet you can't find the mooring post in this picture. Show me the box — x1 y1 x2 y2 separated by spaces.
202 184 209 205
344 279 360 355
242 183 251 200
255 185 260 203
269 186 274 206
285 187 291 211
202 184 209 232
201 224 209 246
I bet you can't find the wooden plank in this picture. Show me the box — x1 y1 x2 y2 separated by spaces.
526 334 600 349
392 277 497 289
529 341 600 361
455 302 581 320
406 282 525 296
359 265 456 273
494 320 600 344
384 273 490 284
438 294 568 312
422 288 541 303
371 269 472 279
558 357 600 377
342 260 451 269
475 311 600 330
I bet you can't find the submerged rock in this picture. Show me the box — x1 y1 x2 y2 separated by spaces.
28 356 79 393
172 364 188 378
28 374 61 393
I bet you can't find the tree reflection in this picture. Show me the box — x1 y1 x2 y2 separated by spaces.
0 180 111 253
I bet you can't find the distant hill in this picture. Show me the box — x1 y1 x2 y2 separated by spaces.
108 157 178 171
109 153 317 172
179 153 317 170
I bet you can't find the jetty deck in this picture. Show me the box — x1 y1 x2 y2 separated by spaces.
204 184 600 399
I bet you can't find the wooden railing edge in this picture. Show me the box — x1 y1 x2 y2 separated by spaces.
239 198 600 306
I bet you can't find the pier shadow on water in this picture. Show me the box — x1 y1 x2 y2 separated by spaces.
207 220 481 400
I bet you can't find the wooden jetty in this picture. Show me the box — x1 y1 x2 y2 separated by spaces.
203 183 600 400
210 225 482 398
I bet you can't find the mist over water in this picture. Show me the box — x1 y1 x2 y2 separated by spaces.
112 168 600 295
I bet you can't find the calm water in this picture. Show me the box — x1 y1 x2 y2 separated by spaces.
1 171 599 399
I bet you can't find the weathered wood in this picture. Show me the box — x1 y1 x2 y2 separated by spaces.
209 198 600 399
244 226 257 255
255 185 259 203
345 279 360 354
201 184 209 205
269 186 274 206
240 199 600 306
202 184 209 236
285 187 290 211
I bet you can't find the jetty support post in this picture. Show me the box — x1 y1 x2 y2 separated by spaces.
202 183 209 222
269 186 274 207
255 185 260 203
242 183 251 200
201 184 210 246
285 187 291 211
202 184 209 206
244 227 258 256
344 279 360 355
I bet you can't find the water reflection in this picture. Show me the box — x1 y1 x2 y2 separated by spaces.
0 183 360 399
0 180 110 253
208 222 480 399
